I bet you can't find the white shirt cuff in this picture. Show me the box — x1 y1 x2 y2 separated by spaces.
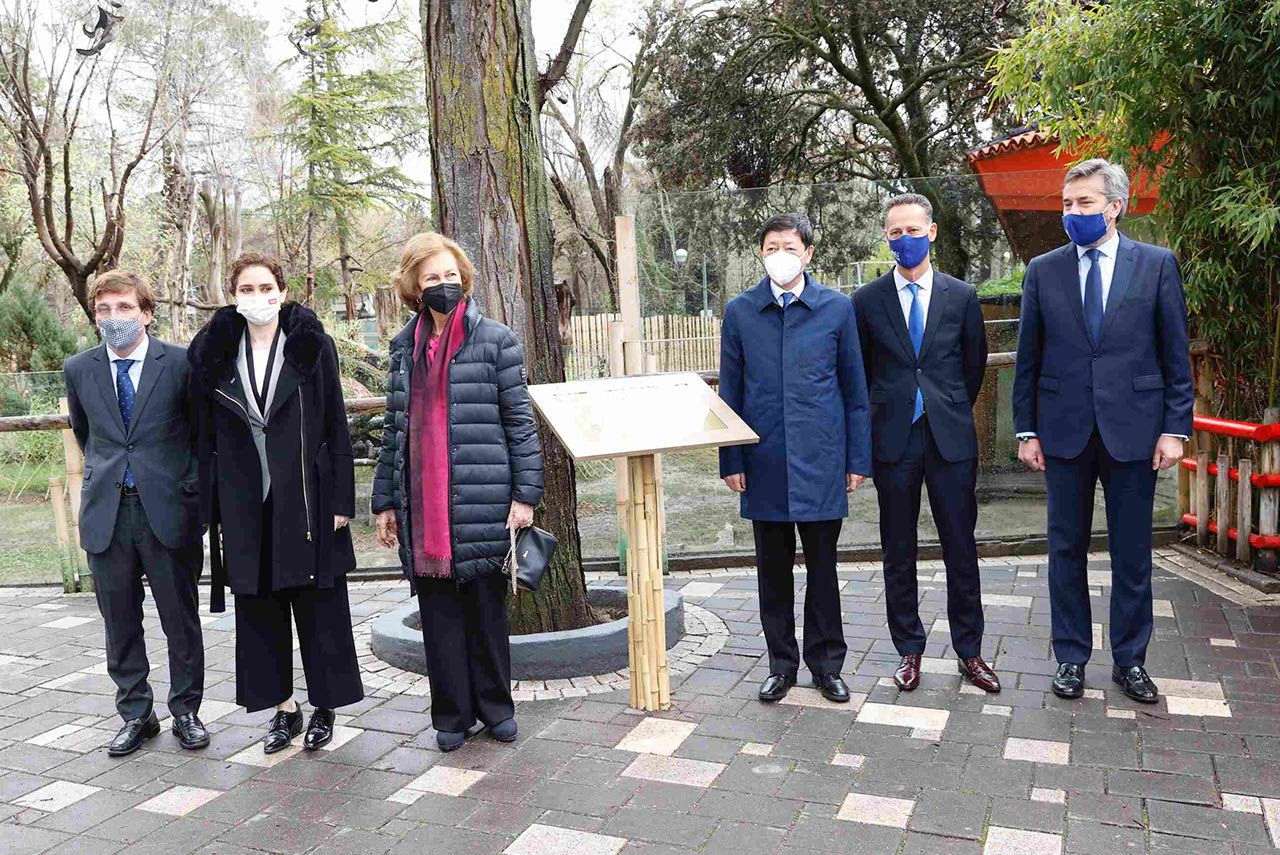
1161 433 1189 441
1016 432 1037 440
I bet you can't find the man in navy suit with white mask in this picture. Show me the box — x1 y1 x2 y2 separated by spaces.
1013 158 1192 703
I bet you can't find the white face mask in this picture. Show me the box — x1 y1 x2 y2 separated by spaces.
762 250 805 287
236 293 282 327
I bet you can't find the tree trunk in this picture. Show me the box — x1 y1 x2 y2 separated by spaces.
423 0 592 633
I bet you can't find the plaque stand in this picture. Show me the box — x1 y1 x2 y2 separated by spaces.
624 454 670 710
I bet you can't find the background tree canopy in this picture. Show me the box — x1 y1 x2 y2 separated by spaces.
634 0 1023 280
992 0 1280 420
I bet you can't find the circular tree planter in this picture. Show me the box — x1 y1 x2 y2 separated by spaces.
370 585 685 681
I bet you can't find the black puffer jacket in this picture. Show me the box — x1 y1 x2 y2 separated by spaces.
190 303 356 611
371 298 543 586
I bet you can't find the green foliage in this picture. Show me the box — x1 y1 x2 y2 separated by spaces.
977 266 1025 300
0 287 85 372
992 0 1280 418
282 3 426 263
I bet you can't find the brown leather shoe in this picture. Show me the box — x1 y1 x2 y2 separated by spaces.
958 656 1001 693
894 655 922 691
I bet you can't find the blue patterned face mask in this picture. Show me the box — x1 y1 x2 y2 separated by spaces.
888 234 931 269
98 317 142 351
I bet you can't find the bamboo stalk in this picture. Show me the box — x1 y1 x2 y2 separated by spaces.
1259 408 1280 574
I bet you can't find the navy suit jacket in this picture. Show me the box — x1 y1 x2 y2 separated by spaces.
853 270 987 463
64 338 201 554
718 274 872 521
1012 234 1193 462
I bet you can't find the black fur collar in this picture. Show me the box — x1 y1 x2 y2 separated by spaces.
189 301 327 392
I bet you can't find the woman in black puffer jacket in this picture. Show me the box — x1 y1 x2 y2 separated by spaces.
371 232 543 752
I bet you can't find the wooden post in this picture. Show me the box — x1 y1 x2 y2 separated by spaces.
616 216 643 374
624 453 670 710
49 476 76 594
1259 408 1280 574
609 322 629 574
1216 452 1231 556
1195 450 1210 547
1237 457 1253 564
59 398 89 590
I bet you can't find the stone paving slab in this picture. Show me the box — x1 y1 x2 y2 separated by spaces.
3 548 1280 853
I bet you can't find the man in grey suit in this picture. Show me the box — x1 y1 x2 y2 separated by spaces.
64 270 209 756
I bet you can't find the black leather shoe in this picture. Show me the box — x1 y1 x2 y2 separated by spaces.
1112 665 1159 704
108 711 160 757
171 712 210 750
1051 663 1085 699
758 673 796 702
303 708 334 751
815 673 851 703
263 707 304 754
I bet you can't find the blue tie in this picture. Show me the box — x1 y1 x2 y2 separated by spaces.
115 359 136 488
780 291 794 310
908 283 925 423
1084 248 1104 347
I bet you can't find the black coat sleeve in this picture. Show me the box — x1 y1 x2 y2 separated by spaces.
321 336 356 518
496 329 543 507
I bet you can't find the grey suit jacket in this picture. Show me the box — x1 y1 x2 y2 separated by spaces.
64 337 202 554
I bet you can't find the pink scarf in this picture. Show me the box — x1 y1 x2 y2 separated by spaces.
409 301 467 577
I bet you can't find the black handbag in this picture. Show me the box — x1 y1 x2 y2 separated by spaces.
504 525 558 594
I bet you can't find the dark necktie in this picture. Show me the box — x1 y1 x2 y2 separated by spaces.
780 291 794 310
115 359 136 488
1084 248 1104 347
908 283 925 423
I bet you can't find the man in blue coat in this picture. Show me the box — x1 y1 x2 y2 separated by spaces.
719 212 872 703
1013 159 1192 703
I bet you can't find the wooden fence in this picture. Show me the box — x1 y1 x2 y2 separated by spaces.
566 314 721 379
1179 409 1280 574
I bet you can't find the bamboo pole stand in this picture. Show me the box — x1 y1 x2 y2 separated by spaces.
624 453 671 711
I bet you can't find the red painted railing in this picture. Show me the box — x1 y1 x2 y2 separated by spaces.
1179 412 1280 571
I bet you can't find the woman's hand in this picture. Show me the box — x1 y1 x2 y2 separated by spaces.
374 510 398 548
507 501 535 531
333 515 350 531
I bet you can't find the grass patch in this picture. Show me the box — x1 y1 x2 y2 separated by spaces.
0 500 69 584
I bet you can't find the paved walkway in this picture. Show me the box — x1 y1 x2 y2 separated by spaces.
2 548 1280 854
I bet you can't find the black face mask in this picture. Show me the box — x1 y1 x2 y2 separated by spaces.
420 282 463 315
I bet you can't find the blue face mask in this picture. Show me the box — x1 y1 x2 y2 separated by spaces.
888 234 931 269
1062 212 1109 246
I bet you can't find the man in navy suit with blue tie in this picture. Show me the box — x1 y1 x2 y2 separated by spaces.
1013 159 1192 703
854 194 998 695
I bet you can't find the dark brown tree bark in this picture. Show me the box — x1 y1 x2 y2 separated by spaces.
422 0 593 632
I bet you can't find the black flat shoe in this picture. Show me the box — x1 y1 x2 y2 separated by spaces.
171 712 210 750
758 673 796 702
815 673 851 703
1052 663 1085 700
108 711 160 757
303 708 335 751
263 707 304 754
1112 665 1159 704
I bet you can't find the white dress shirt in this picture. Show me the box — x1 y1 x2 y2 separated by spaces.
893 265 934 331
770 279 805 307
1077 231 1119 307
106 333 149 401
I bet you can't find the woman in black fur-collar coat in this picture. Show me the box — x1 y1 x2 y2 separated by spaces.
189 252 363 755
